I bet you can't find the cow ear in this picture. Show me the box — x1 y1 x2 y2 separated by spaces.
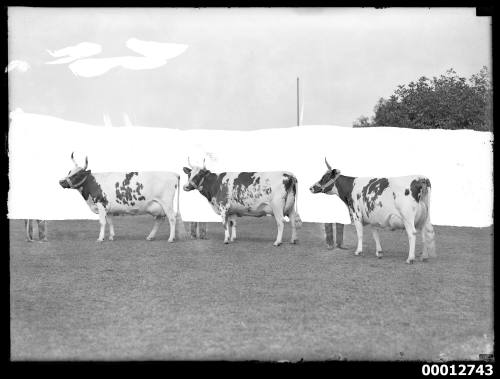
183 167 191 174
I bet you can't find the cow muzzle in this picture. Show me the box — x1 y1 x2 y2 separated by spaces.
183 183 194 191
310 185 322 194
59 179 70 188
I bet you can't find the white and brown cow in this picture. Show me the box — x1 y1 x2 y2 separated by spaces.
183 159 301 246
310 158 436 264
59 153 180 242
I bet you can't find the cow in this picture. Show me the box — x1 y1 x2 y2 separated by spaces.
182 158 301 246
59 153 180 242
310 158 436 264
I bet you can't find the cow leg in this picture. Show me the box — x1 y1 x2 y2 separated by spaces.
289 211 298 244
229 216 237 242
219 208 231 244
223 220 231 244
420 221 436 261
353 219 364 255
271 205 285 247
96 204 107 242
106 215 115 241
146 216 165 241
166 210 176 243
371 228 383 258
403 219 417 264
155 199 176 242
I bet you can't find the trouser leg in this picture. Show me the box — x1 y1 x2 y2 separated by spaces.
38 220 48 241
324 223 334 249
198 222 207 239
335 223 344 248
190 222 198 238
25 220 33 241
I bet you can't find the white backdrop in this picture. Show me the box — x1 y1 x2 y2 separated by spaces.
8 110 493 226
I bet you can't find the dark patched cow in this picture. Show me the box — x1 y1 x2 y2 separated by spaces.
59 153 180 242
183 159 301 246
310 158 436 263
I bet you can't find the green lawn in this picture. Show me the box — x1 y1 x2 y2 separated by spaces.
10 216 493 361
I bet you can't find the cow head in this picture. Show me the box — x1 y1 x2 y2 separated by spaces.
183 157 209 191
59 152 90 189
310 158 341 195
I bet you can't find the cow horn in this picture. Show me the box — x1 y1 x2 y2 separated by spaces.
325 157 332 170
188 157 193 168
71 152 78 167
83 156 88 170
203 158 206 169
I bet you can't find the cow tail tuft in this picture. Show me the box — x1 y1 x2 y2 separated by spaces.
420 178 436 257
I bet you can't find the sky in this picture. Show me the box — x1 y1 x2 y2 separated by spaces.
8 7 492 130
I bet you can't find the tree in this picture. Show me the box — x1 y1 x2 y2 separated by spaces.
352 115 372 128
353 67 492 131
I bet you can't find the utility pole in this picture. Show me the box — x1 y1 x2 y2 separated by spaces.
297 77 300 126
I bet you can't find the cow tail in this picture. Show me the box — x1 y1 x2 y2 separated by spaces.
174 174 187 240
288 176 302 227
176 174 181 215
420 178 436 257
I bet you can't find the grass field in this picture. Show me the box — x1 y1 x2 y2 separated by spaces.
10 216 493 361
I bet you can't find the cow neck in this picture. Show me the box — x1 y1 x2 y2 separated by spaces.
335 175 356 205
198 172 219 202
79 173 103 201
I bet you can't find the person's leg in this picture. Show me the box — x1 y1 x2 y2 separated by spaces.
190 222 198 239
199 222 207 239
324 223 334 249
335 223 344 248
38 220 48 242
25 220 33 242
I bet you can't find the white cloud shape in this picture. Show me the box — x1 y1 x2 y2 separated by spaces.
126 38 189 60
68 56 168 77
5 60 31 73
66 38 188 78
46 42 102 65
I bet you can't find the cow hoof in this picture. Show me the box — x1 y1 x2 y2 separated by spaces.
376 251 383 258
146 237 154 241
168 239 174 243
97 239 104 243
406 259 415 264
354 251 363 256
109 236 114 241
26 239 33 243
291 239 298 244
420 256 428 262
224 240 229 244
273 242 281 247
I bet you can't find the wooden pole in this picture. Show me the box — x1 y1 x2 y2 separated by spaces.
297 77 300 126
